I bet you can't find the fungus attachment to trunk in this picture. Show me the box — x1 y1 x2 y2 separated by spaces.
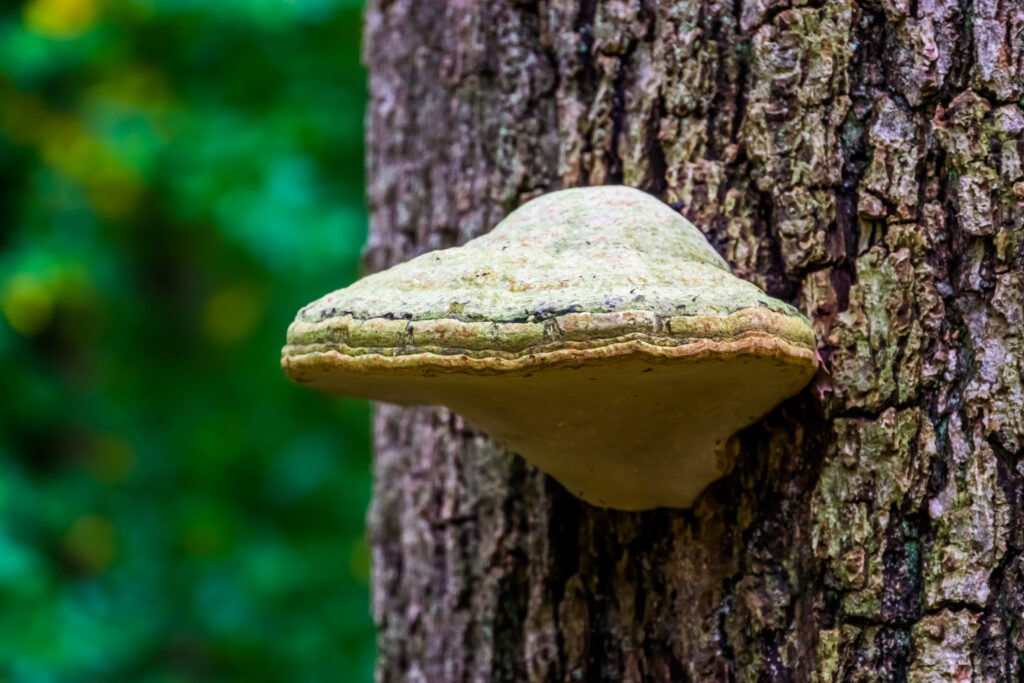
282 186 817 510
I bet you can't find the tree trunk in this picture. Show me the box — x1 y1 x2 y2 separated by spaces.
362 0 1024 680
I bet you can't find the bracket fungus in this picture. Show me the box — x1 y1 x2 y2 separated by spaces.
282 186 817 510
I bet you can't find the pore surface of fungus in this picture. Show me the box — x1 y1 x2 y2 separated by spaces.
283 186 817 510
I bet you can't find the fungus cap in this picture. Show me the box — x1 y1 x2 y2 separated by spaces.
282 186 817 510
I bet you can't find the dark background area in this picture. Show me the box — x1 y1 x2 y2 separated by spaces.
0 0 374 680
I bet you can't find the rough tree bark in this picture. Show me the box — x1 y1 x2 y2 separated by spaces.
362 0 1024 680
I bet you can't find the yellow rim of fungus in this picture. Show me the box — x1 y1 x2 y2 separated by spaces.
283 307 817 378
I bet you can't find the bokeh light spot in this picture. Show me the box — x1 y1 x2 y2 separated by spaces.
62 514 118 573
348 538 370 585
24 0 101 38
0 92 49 145
88 168 144 218
85 434 136 484
201 284 265 345
2 273 54 336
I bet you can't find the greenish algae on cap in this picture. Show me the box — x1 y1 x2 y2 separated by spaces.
282 186 817 510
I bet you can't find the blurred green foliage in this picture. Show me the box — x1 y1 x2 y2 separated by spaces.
0 0 374 680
